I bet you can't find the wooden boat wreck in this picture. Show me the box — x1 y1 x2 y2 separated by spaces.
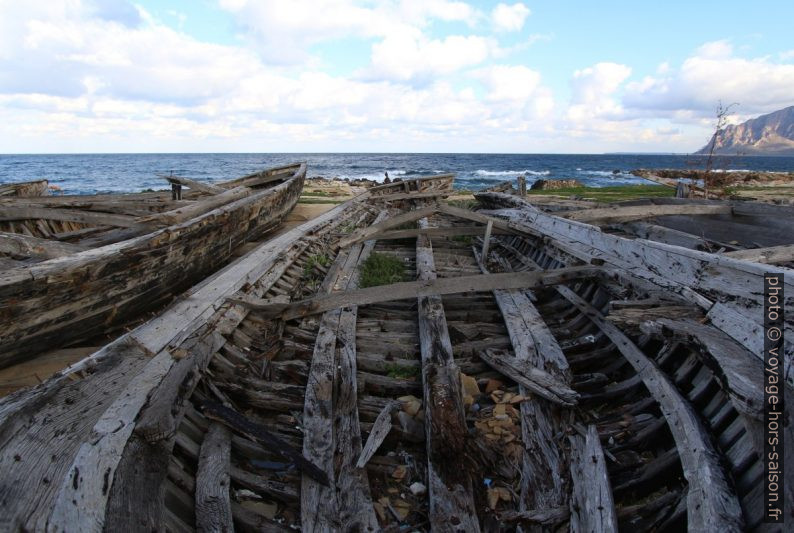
0 179 49 197
0 163 306 367
0 178 790 531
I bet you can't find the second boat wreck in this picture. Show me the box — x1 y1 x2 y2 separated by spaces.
0 174 790 532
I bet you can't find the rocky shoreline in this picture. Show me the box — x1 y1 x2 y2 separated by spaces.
632 168 794 187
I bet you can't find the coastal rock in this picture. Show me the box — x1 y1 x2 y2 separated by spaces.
530 179 582 190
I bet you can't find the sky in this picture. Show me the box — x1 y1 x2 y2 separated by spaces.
1 0 793 154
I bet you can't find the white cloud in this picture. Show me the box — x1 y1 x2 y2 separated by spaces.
367 31 495 82
623 40 794 118
490 3 530 33
566 62 632 124
218 0 481 65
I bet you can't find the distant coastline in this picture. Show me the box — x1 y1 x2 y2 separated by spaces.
2 152 793 195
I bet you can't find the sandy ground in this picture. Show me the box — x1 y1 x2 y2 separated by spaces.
0 346 101 396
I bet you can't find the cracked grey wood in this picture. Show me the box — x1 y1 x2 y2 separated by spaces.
196 423 234 533
568 424 618 532
416 218 480 532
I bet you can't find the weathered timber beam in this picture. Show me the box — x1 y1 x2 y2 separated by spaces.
357 402 398 468
477 247 572 512
373 190 452 202
437 203 515 234
144 186 251 226
195 423 233 533
364 225 512 242
164 175 225 195
724 244 794 264
0 205 142 227
416 218 480 531
557 286 745 531
369 173 455 193
568 424 618 531
563 204 731 224
0 231 87 259
221 162 304 189
302 210 387 532
47 349 177 531
134 331 226 443
497 507 570 526
200 400 327 485
479 348 577 405
230 266 603 320
617 221 710 250
338 206 437 247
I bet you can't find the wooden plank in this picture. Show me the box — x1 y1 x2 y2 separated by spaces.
480 219 493 260
357 402 398 468
364 225 511 242
476 248 572 512
195 423 234 533
0 231 86 259
568 424 618 532
135 331 226 443
338 206 436 248
200 400 327 485
302 212 386 532
164 175 225 195
371 190 452 202
563 204 731 224
478 348 577 405
617 221 709 249
724 244 794 264
415 218 480 531
557 286 745 531
221 163 304 189
437 203 515 234
47 349 176 531
369 173 455 193
231 266 603 320
144 186 251 226
0 205 142 227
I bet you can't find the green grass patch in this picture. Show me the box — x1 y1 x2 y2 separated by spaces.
385 364 420 379
445 198 478 210
303 253 331 277
359 252 405 288
451 235 473 245
526 184 674 202
337 220 358 234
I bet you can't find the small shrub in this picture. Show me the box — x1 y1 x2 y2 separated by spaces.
359 252 405 288
303 253 331 276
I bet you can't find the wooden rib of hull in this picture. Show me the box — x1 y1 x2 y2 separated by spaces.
0 180 787 532
0 164 306 367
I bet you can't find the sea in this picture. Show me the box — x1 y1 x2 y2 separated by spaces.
1 153 793 195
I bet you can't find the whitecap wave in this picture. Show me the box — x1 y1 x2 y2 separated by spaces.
474 169 550 176
576 169 628 177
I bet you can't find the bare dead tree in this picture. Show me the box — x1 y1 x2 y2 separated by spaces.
702 101 739 196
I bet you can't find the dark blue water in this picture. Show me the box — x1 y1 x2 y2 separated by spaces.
1 153 792 195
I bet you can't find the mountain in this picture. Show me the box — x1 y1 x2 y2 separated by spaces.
696 105 794 156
